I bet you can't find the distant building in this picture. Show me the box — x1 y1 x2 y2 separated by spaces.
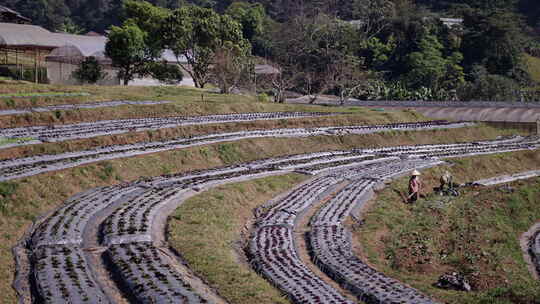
439 18 463 28
0 5 31 24
0 22 193 86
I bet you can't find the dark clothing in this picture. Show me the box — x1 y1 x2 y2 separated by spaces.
408 192 419 203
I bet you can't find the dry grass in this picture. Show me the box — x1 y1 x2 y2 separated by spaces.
356 151 540 304
0 84 393 129
168 174 307 304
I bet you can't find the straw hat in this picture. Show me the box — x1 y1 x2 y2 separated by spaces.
411 169 421 176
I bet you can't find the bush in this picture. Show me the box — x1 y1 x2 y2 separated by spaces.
257 93 270 102
354 80 453 101
458 68 520 101
147 62 183 85
72 56 105 84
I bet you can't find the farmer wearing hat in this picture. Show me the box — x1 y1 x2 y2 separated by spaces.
408 169 422 203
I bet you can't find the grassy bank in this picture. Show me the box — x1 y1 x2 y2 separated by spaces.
356 151 540 304
0 109 428 159
0 84 315 128
168 174 307 304
0 123 521 302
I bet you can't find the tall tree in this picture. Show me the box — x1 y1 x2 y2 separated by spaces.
461 8 526 77
162 6 250 88
225 2 266 42
105 22 147 85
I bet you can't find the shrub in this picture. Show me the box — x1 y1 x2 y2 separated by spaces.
458 74 520 101
147 62 183 85
73 56 105 84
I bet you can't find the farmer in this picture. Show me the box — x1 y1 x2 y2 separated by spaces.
408 169 422 203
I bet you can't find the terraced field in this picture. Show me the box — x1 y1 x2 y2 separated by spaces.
15 134 540 303
2 85 539 304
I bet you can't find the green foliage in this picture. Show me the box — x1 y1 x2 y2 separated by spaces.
217 143 242 163
97 162 115 181
162 6 250 88
462 9 526 78
123 0 170 52
58 19 84 34
225 2 266 42
105 23 147 85
72 56 105 84
0 182 18 214
355 80 455 101
404 34 465 90
147 62 183 84
405 34 448 89
12 0 70 31
362 36 396 69
457 65 521 101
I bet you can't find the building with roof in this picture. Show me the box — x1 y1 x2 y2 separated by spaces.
0 5 30 24
439 18 463 28
0 22 193 86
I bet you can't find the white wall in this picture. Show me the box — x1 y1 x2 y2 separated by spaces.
46 61 120 85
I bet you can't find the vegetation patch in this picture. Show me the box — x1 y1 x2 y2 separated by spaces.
0 137 35 147
168 174 307 304
0 92 90 99
525 54 540 85
0 181 19 214
356 151 540 304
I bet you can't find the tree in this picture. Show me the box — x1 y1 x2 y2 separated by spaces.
351 0 395 39
361 36 396 70
58 19 85 34
72 56 105 84
162 6 250 88
268 13 361 103
123 0 170 53
147 62 184 84
105 23 147 85
404 34 448 90
16 0 71 31
461 9 526 78
212 47 252 94
225 2 266 42
105 1 170 85
403 33 465 91
327 55 367 104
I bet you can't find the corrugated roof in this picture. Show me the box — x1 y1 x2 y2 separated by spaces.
49 33 107 57
0 22 62 48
